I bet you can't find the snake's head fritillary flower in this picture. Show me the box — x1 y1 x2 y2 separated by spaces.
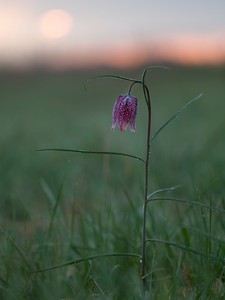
112 94 138 133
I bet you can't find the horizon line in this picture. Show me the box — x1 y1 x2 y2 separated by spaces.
1 34 225 70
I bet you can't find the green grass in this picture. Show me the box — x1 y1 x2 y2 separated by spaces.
0 66 225 299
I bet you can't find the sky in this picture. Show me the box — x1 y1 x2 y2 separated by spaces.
0 0 225 69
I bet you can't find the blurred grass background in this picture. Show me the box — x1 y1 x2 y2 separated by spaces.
0 66 225 299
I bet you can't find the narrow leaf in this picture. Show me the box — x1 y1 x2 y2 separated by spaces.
151 93 203 143
31 252 141 274
84 74 140 91
36 148 145 163
147 196 225 214
141 66 171 109
146 239 225 264
7 235 31 271
142 65 171 83
147 185 181 199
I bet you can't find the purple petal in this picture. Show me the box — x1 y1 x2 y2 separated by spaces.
129 97 138 133
112 95 125 130
111 94 138 133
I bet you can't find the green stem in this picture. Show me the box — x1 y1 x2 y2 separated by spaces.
128 80 139 95
124 71 152 293
141 70 152 292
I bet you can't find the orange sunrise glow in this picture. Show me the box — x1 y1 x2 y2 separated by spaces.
160 34 225 66
0 2 224 69
69 33 225 69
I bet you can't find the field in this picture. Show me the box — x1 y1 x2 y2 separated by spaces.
0 66 225 299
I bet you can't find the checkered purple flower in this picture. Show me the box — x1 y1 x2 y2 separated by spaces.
112 94 138 133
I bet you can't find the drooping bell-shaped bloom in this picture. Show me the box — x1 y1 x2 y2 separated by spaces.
112 94 138 133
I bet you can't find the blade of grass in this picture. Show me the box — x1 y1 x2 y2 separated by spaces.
40 179 56 207
185 227 225 245
147 185 181 199
89 275 105 296
36 148 145 164
1 231 33 281
147 196 225 214
31 252 142 274
45 180 64 240
41 179 65 264
151 93 203 144
146 239 225 264
6 235 31 271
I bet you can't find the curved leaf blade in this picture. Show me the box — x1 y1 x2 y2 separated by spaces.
151 93 203 144
36 148 145 164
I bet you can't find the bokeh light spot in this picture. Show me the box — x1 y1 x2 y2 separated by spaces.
39 9 73 40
